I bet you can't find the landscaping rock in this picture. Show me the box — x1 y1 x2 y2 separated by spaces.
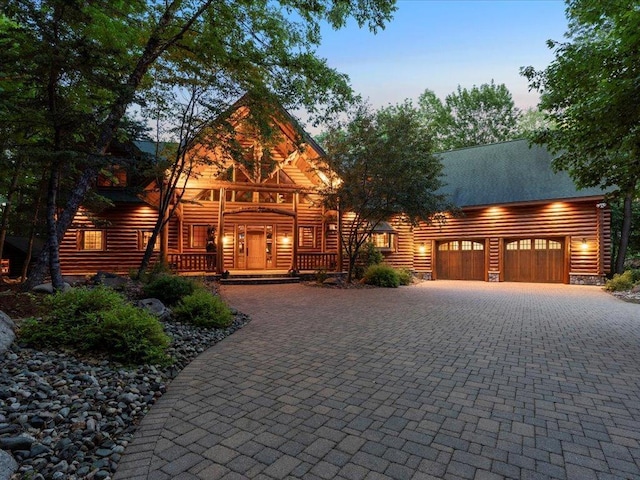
0 312 14 354
0 449 17 480
92 271 129 289
135 298 171 321
31 283 71 294
0 311 250 479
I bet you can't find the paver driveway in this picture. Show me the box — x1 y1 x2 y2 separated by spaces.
114 282 640 480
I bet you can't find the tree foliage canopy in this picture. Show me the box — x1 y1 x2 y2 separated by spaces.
322 101 449 280
417 81 521 151
521 0 640 272
0 0 397 286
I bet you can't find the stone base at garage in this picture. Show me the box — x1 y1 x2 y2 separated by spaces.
570 273 606 285
488 272 500 282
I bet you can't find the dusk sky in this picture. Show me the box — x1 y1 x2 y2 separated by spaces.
304 0 569 129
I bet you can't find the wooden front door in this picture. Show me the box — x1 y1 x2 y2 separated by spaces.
504 238 564 283
246 231 266 269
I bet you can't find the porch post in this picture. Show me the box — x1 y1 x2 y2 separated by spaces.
216 188 225 273
291 192 299 271
337 199 343 272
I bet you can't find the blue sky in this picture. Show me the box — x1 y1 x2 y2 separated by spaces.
312 0 568 115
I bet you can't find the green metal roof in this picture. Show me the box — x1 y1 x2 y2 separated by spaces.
437 139 607 208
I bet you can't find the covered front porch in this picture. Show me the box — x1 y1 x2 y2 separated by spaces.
166 252 339 274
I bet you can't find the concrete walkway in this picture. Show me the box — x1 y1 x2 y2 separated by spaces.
114 282 640 480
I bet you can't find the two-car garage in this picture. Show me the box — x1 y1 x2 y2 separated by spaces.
435 238 565 283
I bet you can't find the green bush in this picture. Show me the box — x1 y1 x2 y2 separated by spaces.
397 268 413 286
315 268 328 283
604 270 635 292
143 274 198 306
18 286 171 365
362 264 400 288
354 242 384 279
173 290 234 328
630 269 640 284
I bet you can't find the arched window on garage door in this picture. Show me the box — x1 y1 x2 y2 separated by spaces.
436 240 485 280
504 238 564 283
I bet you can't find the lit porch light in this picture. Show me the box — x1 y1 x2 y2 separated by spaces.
418 243 427 254
581 238 588 251
281 233 290 244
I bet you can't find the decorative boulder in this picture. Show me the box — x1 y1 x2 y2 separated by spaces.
0 449 18 480
0 311 15 353
32 282 71 294
136 298 171 321
92 271 129 289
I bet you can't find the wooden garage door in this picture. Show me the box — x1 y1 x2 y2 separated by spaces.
504 238 564 283
436 240 485 280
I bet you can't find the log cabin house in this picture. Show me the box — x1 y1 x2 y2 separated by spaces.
58 101 610 285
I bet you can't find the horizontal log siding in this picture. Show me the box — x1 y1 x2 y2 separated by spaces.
413 200 609 279
61 205 160 276
381 222 414 269
180 201 218 252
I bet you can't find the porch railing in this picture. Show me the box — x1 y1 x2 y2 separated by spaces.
297 252 338 271
167 253 217 273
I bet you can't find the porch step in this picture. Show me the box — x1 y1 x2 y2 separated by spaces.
219 276 301 285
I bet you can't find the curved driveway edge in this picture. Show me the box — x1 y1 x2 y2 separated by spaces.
114 282 640 480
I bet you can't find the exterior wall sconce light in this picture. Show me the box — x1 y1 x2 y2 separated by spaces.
418 243 427 254
223 235 232 245
581 238 588 250
282 233 290 244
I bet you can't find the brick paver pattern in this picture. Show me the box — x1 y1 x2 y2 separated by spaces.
114 282 640 480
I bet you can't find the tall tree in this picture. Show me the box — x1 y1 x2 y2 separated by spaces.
2 0 397 289
322 101 449 282
417 82 521 151
521 0 640 273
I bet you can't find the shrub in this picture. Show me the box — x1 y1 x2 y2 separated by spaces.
397 268 413 286
362 264 400 288
173 290 234 328
604 270 635 292
354 242 384 279
315 268 328 283
143 275 198 306
18 286 171 365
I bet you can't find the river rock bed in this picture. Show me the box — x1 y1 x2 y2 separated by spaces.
0 312 250 480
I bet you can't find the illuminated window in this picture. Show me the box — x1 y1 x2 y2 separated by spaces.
506 241 518 251
191 225 209 248
439 243 449 251
473 242 484 251
549 240 562 250
535 239 547 250
450 241 459 251
372 232 395 250
139 230 159 251
461 241 472 251
298 226 316 248
520 239 531 250
78 230 104 251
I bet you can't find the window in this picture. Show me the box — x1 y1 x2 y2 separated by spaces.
549 240 562 250
139 230 159 251
372 232 395 251
78 230 104 251
298 226 316 248
191 225 209 248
